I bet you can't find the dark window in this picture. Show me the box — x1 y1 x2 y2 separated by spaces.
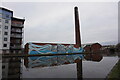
5 20 9 23
4 32 8 35
2 65 5 69
5 26 8 29
0 25 1 28
3 44 7 47
4 38 7 41
0 19 1 22
6 14 9 18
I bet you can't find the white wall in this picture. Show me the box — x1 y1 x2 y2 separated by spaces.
2 19 11 50
0 18 2 50
0 9 12 51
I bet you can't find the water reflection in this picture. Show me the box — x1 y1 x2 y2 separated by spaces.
2 57 21 79
1 53 119 79
83 56 118 78
84 54 103 62
24 54 84 79
24 55 83 68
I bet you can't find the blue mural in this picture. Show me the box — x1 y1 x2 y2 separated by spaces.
26 43 84 68
28 43 84 54
28 55 83 68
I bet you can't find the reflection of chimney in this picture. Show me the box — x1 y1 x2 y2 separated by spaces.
74 6 81 48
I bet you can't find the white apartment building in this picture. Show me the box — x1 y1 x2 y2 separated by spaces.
0 8 13 54
0 7 25 54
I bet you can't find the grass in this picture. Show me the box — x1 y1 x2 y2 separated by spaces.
107 59 120 79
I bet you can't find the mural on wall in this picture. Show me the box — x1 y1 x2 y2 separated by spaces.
24 43 84 68
28 43 84 54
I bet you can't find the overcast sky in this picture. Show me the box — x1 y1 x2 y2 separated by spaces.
1 1 118 45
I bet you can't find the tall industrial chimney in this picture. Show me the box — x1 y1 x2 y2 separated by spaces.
74 6 81 48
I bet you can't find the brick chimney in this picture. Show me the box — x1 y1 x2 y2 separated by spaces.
74 6 81 48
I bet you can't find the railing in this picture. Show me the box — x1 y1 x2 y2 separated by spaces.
11 29 23 33
10 46 22 49
11 34 22 38
10 40 22 44
11 23 23 27
10 42 21 44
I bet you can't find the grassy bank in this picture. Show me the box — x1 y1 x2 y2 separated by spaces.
107 59 120 79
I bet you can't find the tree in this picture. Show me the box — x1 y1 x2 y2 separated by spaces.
116 43 120 52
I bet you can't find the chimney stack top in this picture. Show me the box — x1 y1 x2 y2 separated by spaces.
74 6 78 9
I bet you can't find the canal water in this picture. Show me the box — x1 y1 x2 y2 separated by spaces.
1 54 119 79
83 56 118 78
22 56 118 78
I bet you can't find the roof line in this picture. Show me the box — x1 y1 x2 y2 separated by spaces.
0 7 13 13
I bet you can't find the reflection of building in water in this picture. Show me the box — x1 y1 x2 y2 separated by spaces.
2 63 8 78
0 7 25 54
84 54 103 62
2 57 21 79
24 55 83 79
24 55 83 68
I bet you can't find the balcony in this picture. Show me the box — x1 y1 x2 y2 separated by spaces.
11 34 22 38
10 41 22 44
10 46 22 49
11 29 23 33
11 23 23 28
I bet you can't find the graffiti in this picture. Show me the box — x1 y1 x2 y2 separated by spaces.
28 43 84 54
27 55 83 68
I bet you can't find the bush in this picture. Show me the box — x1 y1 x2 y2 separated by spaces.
116 43 120 52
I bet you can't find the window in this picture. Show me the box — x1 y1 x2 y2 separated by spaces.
4 32 8 35
3 44 7 47
5 20 9 23
2 65 5 69
5 26 8 29
4 38 7 41
6 14 9 18
0 19 1 22
0 25 1 28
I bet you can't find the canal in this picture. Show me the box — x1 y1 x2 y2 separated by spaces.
1 53 119 79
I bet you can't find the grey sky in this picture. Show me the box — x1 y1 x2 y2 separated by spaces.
1 2 118 45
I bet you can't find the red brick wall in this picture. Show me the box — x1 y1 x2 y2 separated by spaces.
84 45 91 52
91 43 102 52
84 43 102 52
